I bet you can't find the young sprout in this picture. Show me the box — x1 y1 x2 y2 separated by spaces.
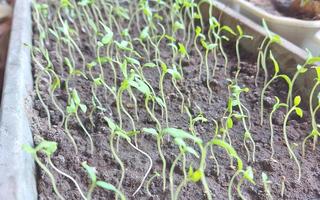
146 172 161 197
234 25 253 82
142 127 167 192
200 39 218 104
161 128 202 200
262 172 273 200
23 140 65 200
229 166 255 200
302 66 320 156
67 89 93 154
260 52 292 125
177 42 189 78
283 96 303 181
269 97 288 160
105 117 152 197
229 81 256 162
168 65 185 113
286 55 320 108
255 20 281 87
194 26 206 80
209 17 236 75
82 161 126 200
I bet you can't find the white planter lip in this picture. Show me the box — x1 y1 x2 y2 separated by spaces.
236 0 320 27
0 0 37 199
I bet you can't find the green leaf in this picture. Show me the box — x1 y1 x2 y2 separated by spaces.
189 169 202 182
221 25 236 36
211 139 243 170
96 181 125 200
126 57 140 66
87 61 97 69
102 32 113 45
163 128 202 144
67 99 76 114
51 76 61 91
295 107 303 118
173 21 184 32
316 67 320 81
185 146 200 158
207 43 218 50
155 96 165 107
244 166 255 184
307 57 320 65
72 90 81 105
261 172 270 183
237 25 243 36
142 128 158 136
294 96 301 106
88 18 98 34
178 43 188 58
140 27 149 41
167 68 182 80
129 78 151 96
96 181 116 191
143 62 157 68
115 130 131 141
82 161 97 184
22 144 36 154
270 51 279 74
36 140 58 156
104 117 117 132
79 104 87 113
226 117 233 129
297 65 308 74
195 26 202 37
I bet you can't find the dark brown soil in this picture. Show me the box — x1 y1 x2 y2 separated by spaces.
31 1 320 200
248 0 320 20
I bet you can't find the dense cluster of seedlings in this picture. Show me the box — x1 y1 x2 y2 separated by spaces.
28 0 320 199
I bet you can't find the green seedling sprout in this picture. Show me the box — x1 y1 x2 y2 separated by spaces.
146 172 161 197
158 60 170 127
260 52 292 125
105 117 152 197
209 17 236 75
283 96 303 181
262 172 273 200
235 25 253 82
177 42 189 78
82 161 126 200
142 127 167 192
269 97 288 160
168 65 185 113
229 166 255 200
302 66 320 156
58 20 86 71
162 128 202 200
229 81 256 162
116 68 137 134
185 106 208 137
200 39 218 104
286 54 320 108
67 89 94 154
255 19 281 87
194 26 206 80
23 140 66 200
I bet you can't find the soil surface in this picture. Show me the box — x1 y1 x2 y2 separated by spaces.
248 0 320 20
31 1 320 200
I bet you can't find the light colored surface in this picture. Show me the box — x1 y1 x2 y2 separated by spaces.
0 0 37 199
0 4 12 19
218 0 320 56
